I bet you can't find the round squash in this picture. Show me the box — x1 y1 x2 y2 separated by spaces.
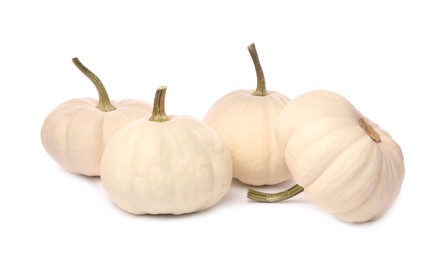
204 43 291 186
100 86 233 215
41 58 152 176
248 90 404 222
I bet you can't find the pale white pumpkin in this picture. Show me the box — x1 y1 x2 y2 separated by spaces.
204 43 291 186
256 90 404 222
101 87 233 215
41 58 152 176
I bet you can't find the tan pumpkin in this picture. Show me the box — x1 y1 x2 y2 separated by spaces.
100 87 233 215
41 58 152 176
248 90 404 222
204 43 291 186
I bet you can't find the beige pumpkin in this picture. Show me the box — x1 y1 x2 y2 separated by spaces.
101 86 233 215
248 90 404 222
204 43 291 186
41 58 152 176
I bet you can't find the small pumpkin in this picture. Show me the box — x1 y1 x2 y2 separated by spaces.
248 90 404 222
100 86 233 215
204 43 291 186
41 58 152 176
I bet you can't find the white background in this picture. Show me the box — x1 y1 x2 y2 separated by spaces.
1 0 439 259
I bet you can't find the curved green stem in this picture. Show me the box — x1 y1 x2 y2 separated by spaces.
149 86 169 122
72 57 116 112
247 184 304 203
248 43 267 96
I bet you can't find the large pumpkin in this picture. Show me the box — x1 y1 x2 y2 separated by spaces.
101 87 233 215
204 43 291 186
249 90 404 222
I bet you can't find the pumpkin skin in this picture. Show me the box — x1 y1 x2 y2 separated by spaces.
100 87 233 215
41 58 152 176
204 43 291 186
276 90 405 222
205 91 290 186
42 98 152 176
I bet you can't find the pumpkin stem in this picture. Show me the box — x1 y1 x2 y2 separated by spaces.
247 184 304 202
149 86 169 122
72 58 116 112
359 118 381 143
248 43 267 96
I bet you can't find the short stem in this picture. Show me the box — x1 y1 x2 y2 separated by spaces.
72 58 116 112
359 118 381 143
248 43 267 96
149 86 169 122
247 184 304 203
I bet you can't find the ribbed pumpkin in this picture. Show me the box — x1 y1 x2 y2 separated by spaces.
101 87 233 215
41 58 152 176
204 43 291 186
248 90 404 222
